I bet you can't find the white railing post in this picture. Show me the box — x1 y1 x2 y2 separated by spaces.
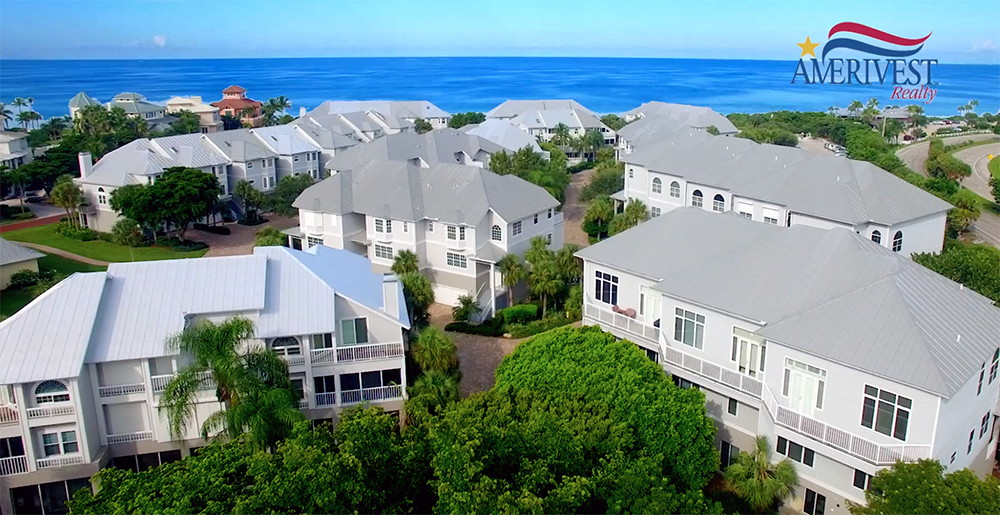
0 456 29 477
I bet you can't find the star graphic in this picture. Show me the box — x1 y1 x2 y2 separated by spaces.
797 36 819 58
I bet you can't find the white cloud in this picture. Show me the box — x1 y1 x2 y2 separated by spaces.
971 39 996 52
153 35 167 48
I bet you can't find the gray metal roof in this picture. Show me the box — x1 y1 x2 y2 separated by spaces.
461 119 545 154
206 131 277 161
310 100 450 120
250 126 322 155
576 207 1000 397
616 114 714 151
510 109 608 131
294 161 559 225
627 137 952 225
0 272 108 383
68 91 102 108
487 99 594 118
0 236 43 266
325 129 505 171
623 102 738 134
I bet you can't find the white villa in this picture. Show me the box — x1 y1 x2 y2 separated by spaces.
324 129 507 173
0 245 410 515
296 100 451 142
486 99 614 162
577 207 1000 515
74 127 324 232
616 136 953 256
622 101 739 135
67 92 102 119
486 99 594 119
165 96 223 134
106 93 176 132
288 160 563 312
460 119 549 157
0 131 32 170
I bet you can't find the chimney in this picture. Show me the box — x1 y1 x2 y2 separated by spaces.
382 274 401 321
78 152 93 178
299 106 306 118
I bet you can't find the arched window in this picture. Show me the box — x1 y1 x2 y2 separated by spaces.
270 337 301 356
691 190 703 208
651 178 662 194
35 381 70 404
871 230 882 244
712 194 725 212
892 231 903 252
491 224 502 241
97 187 107 205
669 181 680 198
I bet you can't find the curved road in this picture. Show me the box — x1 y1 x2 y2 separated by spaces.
895 135 1000 248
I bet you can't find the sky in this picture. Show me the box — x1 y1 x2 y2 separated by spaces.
1 0 998 63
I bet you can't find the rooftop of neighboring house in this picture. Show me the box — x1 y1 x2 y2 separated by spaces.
325 128 506 171
0 236 43 266
577 207 1000 398
165 96 220 114
294 160 560 226
0 130 29 143
68 91 102 108
250 125 323 155
487 99 594 118
291 122 363 151
206 130 278 161
625 136 952 226
309 100 450 120
0 245 409 385
223 85 247 94
108 92 169 116
623 101 738 134
460 119 547 155
616 113 714 150
510 108 609 131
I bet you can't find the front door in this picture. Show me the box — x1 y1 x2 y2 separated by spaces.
789 370 818 417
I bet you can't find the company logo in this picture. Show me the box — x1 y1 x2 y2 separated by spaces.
791 22 939 103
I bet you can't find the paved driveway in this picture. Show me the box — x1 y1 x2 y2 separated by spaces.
428 303 523 398
197 215 298 257
562 168 596 248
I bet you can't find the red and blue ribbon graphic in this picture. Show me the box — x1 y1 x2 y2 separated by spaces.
821 22 931 60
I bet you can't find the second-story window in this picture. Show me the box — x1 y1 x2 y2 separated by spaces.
427 221 434 232
782 358 827 412
548 208 553 219
713 194 726 212
341 318 369 345
35 380 70 404
669 181 681 198
674 308 705 349
595 271 618 305
247 161 253 169
491 224 502 241
270 337 301 356
534 214 538 225
652 178 662 194
375 219 391 234
97 187 107 205
294 155 299 162
513 221 522 236
861 385 910 441
989 348 999 384
447 226 457 240
691 190 703 208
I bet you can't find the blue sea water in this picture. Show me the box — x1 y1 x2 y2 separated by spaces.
0 57 997 120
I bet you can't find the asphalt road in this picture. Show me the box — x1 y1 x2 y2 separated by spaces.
895 134 999 179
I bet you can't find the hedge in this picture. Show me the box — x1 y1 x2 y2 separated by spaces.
193 223 232 235
505 314 575 338
444 321 505 337
502 304 538 324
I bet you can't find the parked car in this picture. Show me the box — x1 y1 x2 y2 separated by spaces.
24 192 43 203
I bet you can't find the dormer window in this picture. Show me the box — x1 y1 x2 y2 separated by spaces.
35 381 70 404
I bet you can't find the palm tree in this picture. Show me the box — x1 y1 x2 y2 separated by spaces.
724 435 799 514
552 123 571 146
452 294 482 322
497 253 528 307
554 244 581 285
404 369 459 426
848 100 863 117
6 166 29 213
159 316 301 451
239 105 258 126
11 97 26 116
0 103 11 130
15 111 33 131
529 259 563 318
969 99 979 113
25 97 35 129
50 175 84 228
399 271 434 330
410 326 457 373
44 116 68 141
391 249 419 275
827 106 837 116
583 129 606 159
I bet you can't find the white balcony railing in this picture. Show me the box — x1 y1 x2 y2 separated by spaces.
337 342 404 363
662 346 764 398
99 383 146 398
761 387 930 465
315 392 337 407
26 405 75 419
281 354 306 367
0 455 28 477
310 348 337 365
341 385 403 405
107 430 154 445
585 303 661 343
0 405 18 425
151 371 216 393
298 398 309 409
36 455 85 469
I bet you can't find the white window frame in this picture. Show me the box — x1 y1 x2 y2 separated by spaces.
652 178 662 194
731 328 766 379
651 206 661 217
446 252 467 269
892 231 903 252
669 181 680 198
673 308 705 349
340 317 369 345
375 218 392 234
691 190 703 208
97 187 107 205
491 224 502 241
594 270 618 305
447 225 457 240
373 243 393 260
427 221 434 232
712 194 725 212
513 220 522 236
306 235 323 248
35 381 70 404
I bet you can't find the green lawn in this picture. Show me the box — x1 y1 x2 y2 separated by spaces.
1 254 108 318
2 224 208 262
944 137 1000 154
989 155 999 181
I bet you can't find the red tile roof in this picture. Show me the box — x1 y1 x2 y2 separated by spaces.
212 98 262 113
222 85 247 94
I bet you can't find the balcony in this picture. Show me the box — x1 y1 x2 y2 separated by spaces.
150 371 216 393
298 398 309 409
0 405 18 425
585 303 660 343
281 354 307 367
107 430 154 445
315 392 336 407
26 405 75 419
36 455 85 469
78 202 96 215
661 346 763 398
337 342 404 363
99 383 146 398
762 387 930 466
0 455 28 477
341 385 403 405
310 348 337 365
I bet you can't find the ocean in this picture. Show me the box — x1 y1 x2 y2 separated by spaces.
0 57 997 120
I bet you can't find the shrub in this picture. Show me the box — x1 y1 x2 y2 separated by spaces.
452 294 482 322
8 269 39 289
443 321 504 337
10 212 35 220
55 221 97 241
157 238 209 252
502 304 538 324
567 161 594 173
193 223 232 235
565 284 583 320
111 218 145 247
505 312 575 338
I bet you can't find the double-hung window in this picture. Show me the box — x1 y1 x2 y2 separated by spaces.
669 181 680 198
447 226 457 240
373 244 393 260
513 221 522 236
375 218 391 234
446 252 467 269
673 308 705 349
651 207 661 217
341 318 369 345
763 207 779 224
776 436 815 467
990 348 999 384
861 385 910 441
594 271 618 305
42 433 61 456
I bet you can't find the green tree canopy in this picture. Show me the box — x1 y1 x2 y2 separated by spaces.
447 112 486 129
73 104 147 158
847 459 1000 515
724 435 798 513
254 226 286 247
154 167 221 240
600 114 627 131
414 118 433 134
170 109 201 134
270 174 314 217
913 240 1000 305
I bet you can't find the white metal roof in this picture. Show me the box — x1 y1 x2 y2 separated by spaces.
0 237 43 266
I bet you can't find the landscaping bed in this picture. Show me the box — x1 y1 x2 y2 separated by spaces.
1 254 107 318
2 224 208 262
445 303 578 339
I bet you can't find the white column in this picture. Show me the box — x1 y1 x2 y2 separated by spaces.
489 262 497 317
